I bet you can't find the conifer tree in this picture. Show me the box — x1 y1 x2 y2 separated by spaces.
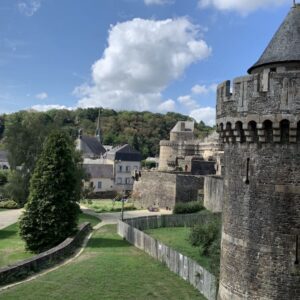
19 131 82 253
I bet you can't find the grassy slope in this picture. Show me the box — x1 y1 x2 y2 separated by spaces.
145 227 216 276
0 225 205 300
0 213 101 268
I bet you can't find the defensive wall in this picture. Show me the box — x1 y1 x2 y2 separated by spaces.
132 171 204 209
216 70 300 299
203 176 223 213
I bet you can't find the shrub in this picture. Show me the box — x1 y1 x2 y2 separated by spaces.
189 218 221 254
0 199 19 209
173 201 203 214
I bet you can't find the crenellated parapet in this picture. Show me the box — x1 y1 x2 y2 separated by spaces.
216 71 300 144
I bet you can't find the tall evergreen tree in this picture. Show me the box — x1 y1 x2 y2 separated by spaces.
19 131 82 253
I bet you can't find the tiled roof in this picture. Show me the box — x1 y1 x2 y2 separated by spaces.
105 144 142 162
81 136 106 156
248 5 300 73
83 164 113 179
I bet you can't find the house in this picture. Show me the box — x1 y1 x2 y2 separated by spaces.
83 163 114 193
105 144 142 193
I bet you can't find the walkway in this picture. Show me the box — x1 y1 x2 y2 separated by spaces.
0 209 22 229
80 206 172 229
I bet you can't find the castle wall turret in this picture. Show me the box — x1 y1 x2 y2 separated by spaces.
217 10 300 299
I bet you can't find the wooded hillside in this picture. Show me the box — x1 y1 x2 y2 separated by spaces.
0 108 213 158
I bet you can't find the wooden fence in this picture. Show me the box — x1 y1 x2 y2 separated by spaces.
118 214 217 300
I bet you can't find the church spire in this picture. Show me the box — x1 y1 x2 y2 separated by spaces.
95 108 101 143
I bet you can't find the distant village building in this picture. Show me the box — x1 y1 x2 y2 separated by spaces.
0 151 9 170
76 111 141 196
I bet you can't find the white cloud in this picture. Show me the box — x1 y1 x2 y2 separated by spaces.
35 92 48 100
18 0 41 16
144 0 173 5
74 17 211 112
191 83 217 95
178 95 198 110
31 104 73 112
198 0 288 14
158 99 176 112
190 107 216 126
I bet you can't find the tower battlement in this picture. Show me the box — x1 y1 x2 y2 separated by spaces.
216 71 300 144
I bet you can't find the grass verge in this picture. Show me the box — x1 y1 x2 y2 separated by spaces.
145 226 220 277
0 213 100 268
82 199 136 213
0 225 205 300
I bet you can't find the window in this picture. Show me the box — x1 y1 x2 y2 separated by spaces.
126 166 131 172
97 181 102 189
126 177 132 184
117 177 122 185
134 166 139 170
118 165 123 172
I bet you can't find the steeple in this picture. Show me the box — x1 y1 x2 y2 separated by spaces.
248 4 300 74
95 108 101 143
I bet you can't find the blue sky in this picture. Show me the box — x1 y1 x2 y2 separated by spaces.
0 0 293 125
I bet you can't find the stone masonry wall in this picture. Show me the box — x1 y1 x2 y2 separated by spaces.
176 175 204 203
132 171 204 209
204 176 223 213
132 171 177 209
219 143 300 300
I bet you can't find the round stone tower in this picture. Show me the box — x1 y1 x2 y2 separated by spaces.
217 5 300 299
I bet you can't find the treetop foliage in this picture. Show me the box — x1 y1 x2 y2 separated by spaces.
19 131 82 253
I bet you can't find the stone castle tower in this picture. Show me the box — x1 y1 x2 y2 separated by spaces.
217 5 300 299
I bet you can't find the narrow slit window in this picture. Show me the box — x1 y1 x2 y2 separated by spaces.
245 158 250 185
295 235 299 265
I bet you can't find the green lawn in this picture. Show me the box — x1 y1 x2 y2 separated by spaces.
145 227 219 276
0 213 101 268
82 199 137 213
0 225 205 300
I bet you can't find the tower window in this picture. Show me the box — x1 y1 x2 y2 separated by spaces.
295 235 299 265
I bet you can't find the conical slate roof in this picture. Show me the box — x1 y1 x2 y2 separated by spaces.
248 4 300 74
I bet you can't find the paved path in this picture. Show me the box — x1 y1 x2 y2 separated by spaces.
0 207 172 230
80 206 172 228
0 209 23 229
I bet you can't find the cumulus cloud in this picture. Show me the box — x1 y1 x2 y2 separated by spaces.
35 92 48 100
198 0 288 14
31 104 73 112
75 17 211 111
190 107 216 126
191 83 217 95
18 0 41 16
158 99 176 112
144 0 174 5
178 95 199 110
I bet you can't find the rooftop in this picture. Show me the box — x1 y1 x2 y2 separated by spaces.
248 4 300 73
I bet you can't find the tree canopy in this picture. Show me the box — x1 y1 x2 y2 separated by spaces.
19 131 82 253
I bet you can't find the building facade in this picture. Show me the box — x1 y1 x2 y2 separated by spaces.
217 5 300 299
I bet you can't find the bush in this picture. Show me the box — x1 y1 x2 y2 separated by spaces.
189 218 221 254
173 201 203 214
0 199 19 209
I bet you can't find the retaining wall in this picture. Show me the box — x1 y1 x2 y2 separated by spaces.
118 214 217 300
0 222 92 286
